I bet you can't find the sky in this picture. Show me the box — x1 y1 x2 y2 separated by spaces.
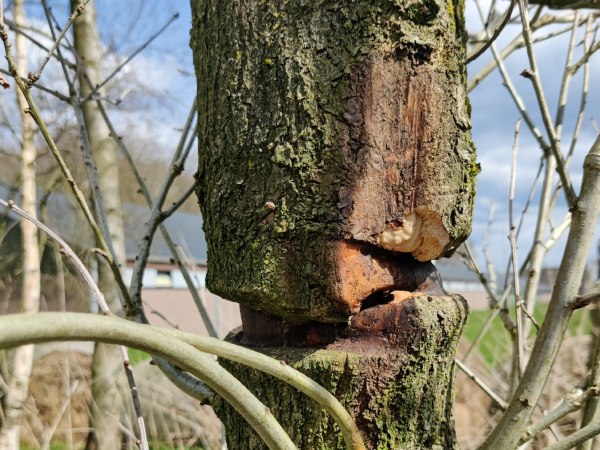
2 0 599 275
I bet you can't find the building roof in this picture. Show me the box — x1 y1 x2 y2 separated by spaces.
123 203 207 264
0 184 208 264
434 256 481 284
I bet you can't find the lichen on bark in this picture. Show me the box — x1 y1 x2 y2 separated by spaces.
191 0 476 321
213 295 468 449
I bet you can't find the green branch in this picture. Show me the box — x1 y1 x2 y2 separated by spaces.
0 313 296 450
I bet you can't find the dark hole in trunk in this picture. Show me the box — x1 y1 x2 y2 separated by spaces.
360 289 395 311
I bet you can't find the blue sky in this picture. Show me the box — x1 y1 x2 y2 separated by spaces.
6 0 600 273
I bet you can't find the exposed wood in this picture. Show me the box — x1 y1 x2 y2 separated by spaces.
192 0 477 323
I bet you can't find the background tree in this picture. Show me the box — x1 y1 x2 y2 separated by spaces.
71 1 128 448
0 1 41 448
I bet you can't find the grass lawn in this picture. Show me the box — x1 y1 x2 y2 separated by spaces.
127 347 151 365
462 301 592 366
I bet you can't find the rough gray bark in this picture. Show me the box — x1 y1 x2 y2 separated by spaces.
215 295 467 449
192 0 476 322
0 1 41 448
191 0 475 448
72 2 127 449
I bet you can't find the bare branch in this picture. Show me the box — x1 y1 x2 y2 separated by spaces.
81 12 179 103
479 135 600 449
517 0 578 207
0 313 299 450
509 119 525 376
466 0 516 64
570 290 600 309
159 183 196 223
0 23 138 318
34 0 89 78
520 387 600 445
0 198 111 314
455 359 508 410
530 0 600 9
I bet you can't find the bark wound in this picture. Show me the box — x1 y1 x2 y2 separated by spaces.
193 0 476 321
332 240 445 315
240 295 443 349
341 49 450 263
242 257 446 345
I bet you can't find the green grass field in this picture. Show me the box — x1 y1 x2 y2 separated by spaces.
462 301 592 366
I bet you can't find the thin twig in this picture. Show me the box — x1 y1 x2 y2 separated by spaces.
455 358 508 410
40 0 75 89
34 0 89 78
144 301 180 329
555 11 581 140
462 242 517 334
516 0 577 207
0 198 111 313
522 12 584 342
128 101 200 319
570 38 600 75
522 152 555 334
81 12 179 103
40 380 80 450
570 291 600 310
467 0 516 64
547 14 594 214
544 420 600 450
160 183 196 223
0 24 138 318
479 135 600 450
0 67 69 100
3 17 77 69
0 198 149 450
467 14 580 92
509 120 525 376
567 16 593 164
119 346 149 450
89 77 219 394
520 387 599 445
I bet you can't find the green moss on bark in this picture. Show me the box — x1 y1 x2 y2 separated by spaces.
214 295 468 449
191 0 475 321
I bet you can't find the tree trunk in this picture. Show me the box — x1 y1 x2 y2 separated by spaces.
72 2 127 449
191 0 475 447
192 0 476 322
215 295 467 449
0 1 41 448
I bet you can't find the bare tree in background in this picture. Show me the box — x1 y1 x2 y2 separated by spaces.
71 1 127 448
0 1 41 449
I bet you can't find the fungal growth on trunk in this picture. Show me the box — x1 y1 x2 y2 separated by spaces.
192 0 475 447
193 0 476 323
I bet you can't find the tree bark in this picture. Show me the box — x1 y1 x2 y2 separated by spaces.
72 2 127 449
0 1 41 448
192 0 476 322
215 295 467 449
191 0 475 448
